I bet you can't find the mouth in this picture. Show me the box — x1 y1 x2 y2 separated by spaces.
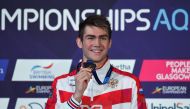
90 49 102 54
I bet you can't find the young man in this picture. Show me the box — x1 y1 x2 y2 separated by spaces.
45 15 147 109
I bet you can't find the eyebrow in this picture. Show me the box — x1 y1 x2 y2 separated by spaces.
85 35 96 37
99 35 109 37
85 34 109 38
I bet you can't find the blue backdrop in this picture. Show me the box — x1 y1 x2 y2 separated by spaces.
0 0 190 109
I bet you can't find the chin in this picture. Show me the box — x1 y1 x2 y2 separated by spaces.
92 58 105 63
86 55 107 62
87 58 99 62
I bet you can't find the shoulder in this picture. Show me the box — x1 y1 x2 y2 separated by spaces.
112 67 140 83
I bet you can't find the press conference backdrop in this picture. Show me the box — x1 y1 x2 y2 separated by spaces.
0 0 190 109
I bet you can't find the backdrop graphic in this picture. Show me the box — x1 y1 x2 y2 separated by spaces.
0 0 190 109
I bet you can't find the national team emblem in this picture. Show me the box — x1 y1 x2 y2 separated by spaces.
108 78 118 88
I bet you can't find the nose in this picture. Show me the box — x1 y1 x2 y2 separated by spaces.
93 38 101 47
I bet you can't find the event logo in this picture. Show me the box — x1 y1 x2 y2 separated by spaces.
0 98 10 109
146 99 190 109
15 98 47 109
0 59 9 81
152 86 187 95
110 59 136 73
139 60 190 82
12 59 72 81
152 87 162 94
25 85 51 94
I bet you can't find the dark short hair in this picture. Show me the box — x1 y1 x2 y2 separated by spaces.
78 15 112 40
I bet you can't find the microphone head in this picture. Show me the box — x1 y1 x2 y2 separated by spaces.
83 60 96 70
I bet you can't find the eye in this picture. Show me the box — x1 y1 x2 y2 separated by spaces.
87 37 94 40
100 37 108 40
86 35 95 40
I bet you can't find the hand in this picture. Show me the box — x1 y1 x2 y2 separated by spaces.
73 67 92 102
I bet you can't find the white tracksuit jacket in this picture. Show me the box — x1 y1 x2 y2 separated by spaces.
46 60 147 109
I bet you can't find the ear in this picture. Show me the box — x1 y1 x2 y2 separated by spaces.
76 37 82 48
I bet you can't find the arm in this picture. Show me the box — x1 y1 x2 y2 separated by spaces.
45 78 57 109
73 67 92 102
45 78 81 109
45 68 92 109
131 79 147 109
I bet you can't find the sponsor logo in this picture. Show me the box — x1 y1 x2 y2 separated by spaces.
0 98 9 109
146 99 190 109
152 86 187 94
31 63 53 71
15 98 47 109
139 60 190 82
12 59 72 81
25 85 51 94
30 63 54 80
110 59 136 73
0 59 9 81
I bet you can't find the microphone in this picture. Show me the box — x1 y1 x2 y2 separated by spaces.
83 60 96 71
